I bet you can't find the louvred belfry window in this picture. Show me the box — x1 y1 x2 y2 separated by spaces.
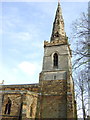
53 53 58 68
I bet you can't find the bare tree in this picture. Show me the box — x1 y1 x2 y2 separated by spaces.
74 69 89 119
71 3 90 118
71 12 90 69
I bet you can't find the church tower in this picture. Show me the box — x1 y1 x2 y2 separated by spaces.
37 2 77 119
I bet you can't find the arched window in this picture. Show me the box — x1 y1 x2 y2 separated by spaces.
4 97 12 114
53 53 58 68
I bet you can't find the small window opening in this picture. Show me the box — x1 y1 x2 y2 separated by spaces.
30 105 33 117
55 32 59 37
54 75 56 80
4 97 11 114
53 53 58 68
2 94 4 103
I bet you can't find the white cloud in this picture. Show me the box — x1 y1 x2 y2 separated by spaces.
1 61 41 85
18 61 40 76
3 31 33 45
15 32 32 41
12 68 18 73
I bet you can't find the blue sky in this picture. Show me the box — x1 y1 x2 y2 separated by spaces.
0 1 88 84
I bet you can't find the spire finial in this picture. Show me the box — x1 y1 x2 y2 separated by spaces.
58 0 60 5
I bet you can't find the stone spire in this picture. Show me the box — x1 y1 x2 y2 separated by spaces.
50 2 66 42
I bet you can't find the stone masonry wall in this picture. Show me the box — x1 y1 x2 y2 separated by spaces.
37 79 67 118
1 91 38 120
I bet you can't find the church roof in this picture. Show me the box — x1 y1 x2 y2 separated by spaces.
3 83 38 88
1 83 39 93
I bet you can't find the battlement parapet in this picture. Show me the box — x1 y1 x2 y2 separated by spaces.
44 39 67 47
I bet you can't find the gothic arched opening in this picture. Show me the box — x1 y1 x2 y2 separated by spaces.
4 97 12 114
53 53 58 68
